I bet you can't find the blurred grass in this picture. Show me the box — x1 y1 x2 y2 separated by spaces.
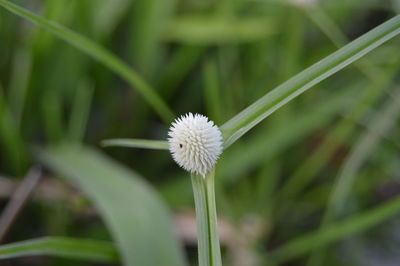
67 80 93 143
269 195 400 264
220 14 400 148
280 55 400 209
307 86 400 266
0 0 174 123
0 237 119 263
0 87 28 175
1 0 400 266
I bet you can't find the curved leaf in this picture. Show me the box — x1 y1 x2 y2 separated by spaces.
269 196 400 264
0 237 118 263
221 15 400 148
38 144 187 266
0 0 173 123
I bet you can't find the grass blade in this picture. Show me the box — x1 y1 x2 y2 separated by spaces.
218 86 354 182
38 144 187 266
157 45 206 99
68 80 93 143
0 88 28 175
324 87 400 222
8 45 32 128
130 0 175 76
0 0 174 123
0 237 119 263
269 195 400 264
101 138 169 150
165 16 276 44
93 0 132 39
304 4 378 79
306 87 400 265
203 58 223 124
221 15 400 148
42 89 64 143
280 59 400 206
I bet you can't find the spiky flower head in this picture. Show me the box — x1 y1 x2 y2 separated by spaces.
168 113 223 177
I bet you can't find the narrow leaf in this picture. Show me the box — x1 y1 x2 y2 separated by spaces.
325 88 400 222
165 16 276 44
305 87 400 265
280 60 400 205
0 0 174 123
93 0 132 39
0 89 28 174
0 237 119 263
219 87 353 182
38 145 187 266
101 138 169 150
68 80 93 143
221 15 400 148
269 196 400 264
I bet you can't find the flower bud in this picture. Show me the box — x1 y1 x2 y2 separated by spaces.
168 113 223 177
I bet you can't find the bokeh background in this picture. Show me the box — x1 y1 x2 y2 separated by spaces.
1 0 400 265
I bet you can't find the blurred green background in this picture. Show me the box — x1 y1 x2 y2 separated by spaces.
1 0 400 265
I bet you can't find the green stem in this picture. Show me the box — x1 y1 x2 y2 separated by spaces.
191 170 222 266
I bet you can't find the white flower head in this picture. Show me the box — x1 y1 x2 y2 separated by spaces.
168 113 223 177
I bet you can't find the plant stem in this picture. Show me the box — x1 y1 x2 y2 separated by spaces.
191 170 222 266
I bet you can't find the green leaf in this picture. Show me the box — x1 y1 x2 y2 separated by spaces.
38 145 187 266
130 0 176 76
218 86 354 182
0 237 118 263
156 45 206 99
92 0 133 39
269 196 400 264
305 87 400 266
42 89 64 143
8 44 32 128
324 88 400 222
0 89 28 175
280 59 400 207
101 138 169 150
203 58 223 124
220 15 400 148
68 80 93 143
165 16 276 44
0 0 174 123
